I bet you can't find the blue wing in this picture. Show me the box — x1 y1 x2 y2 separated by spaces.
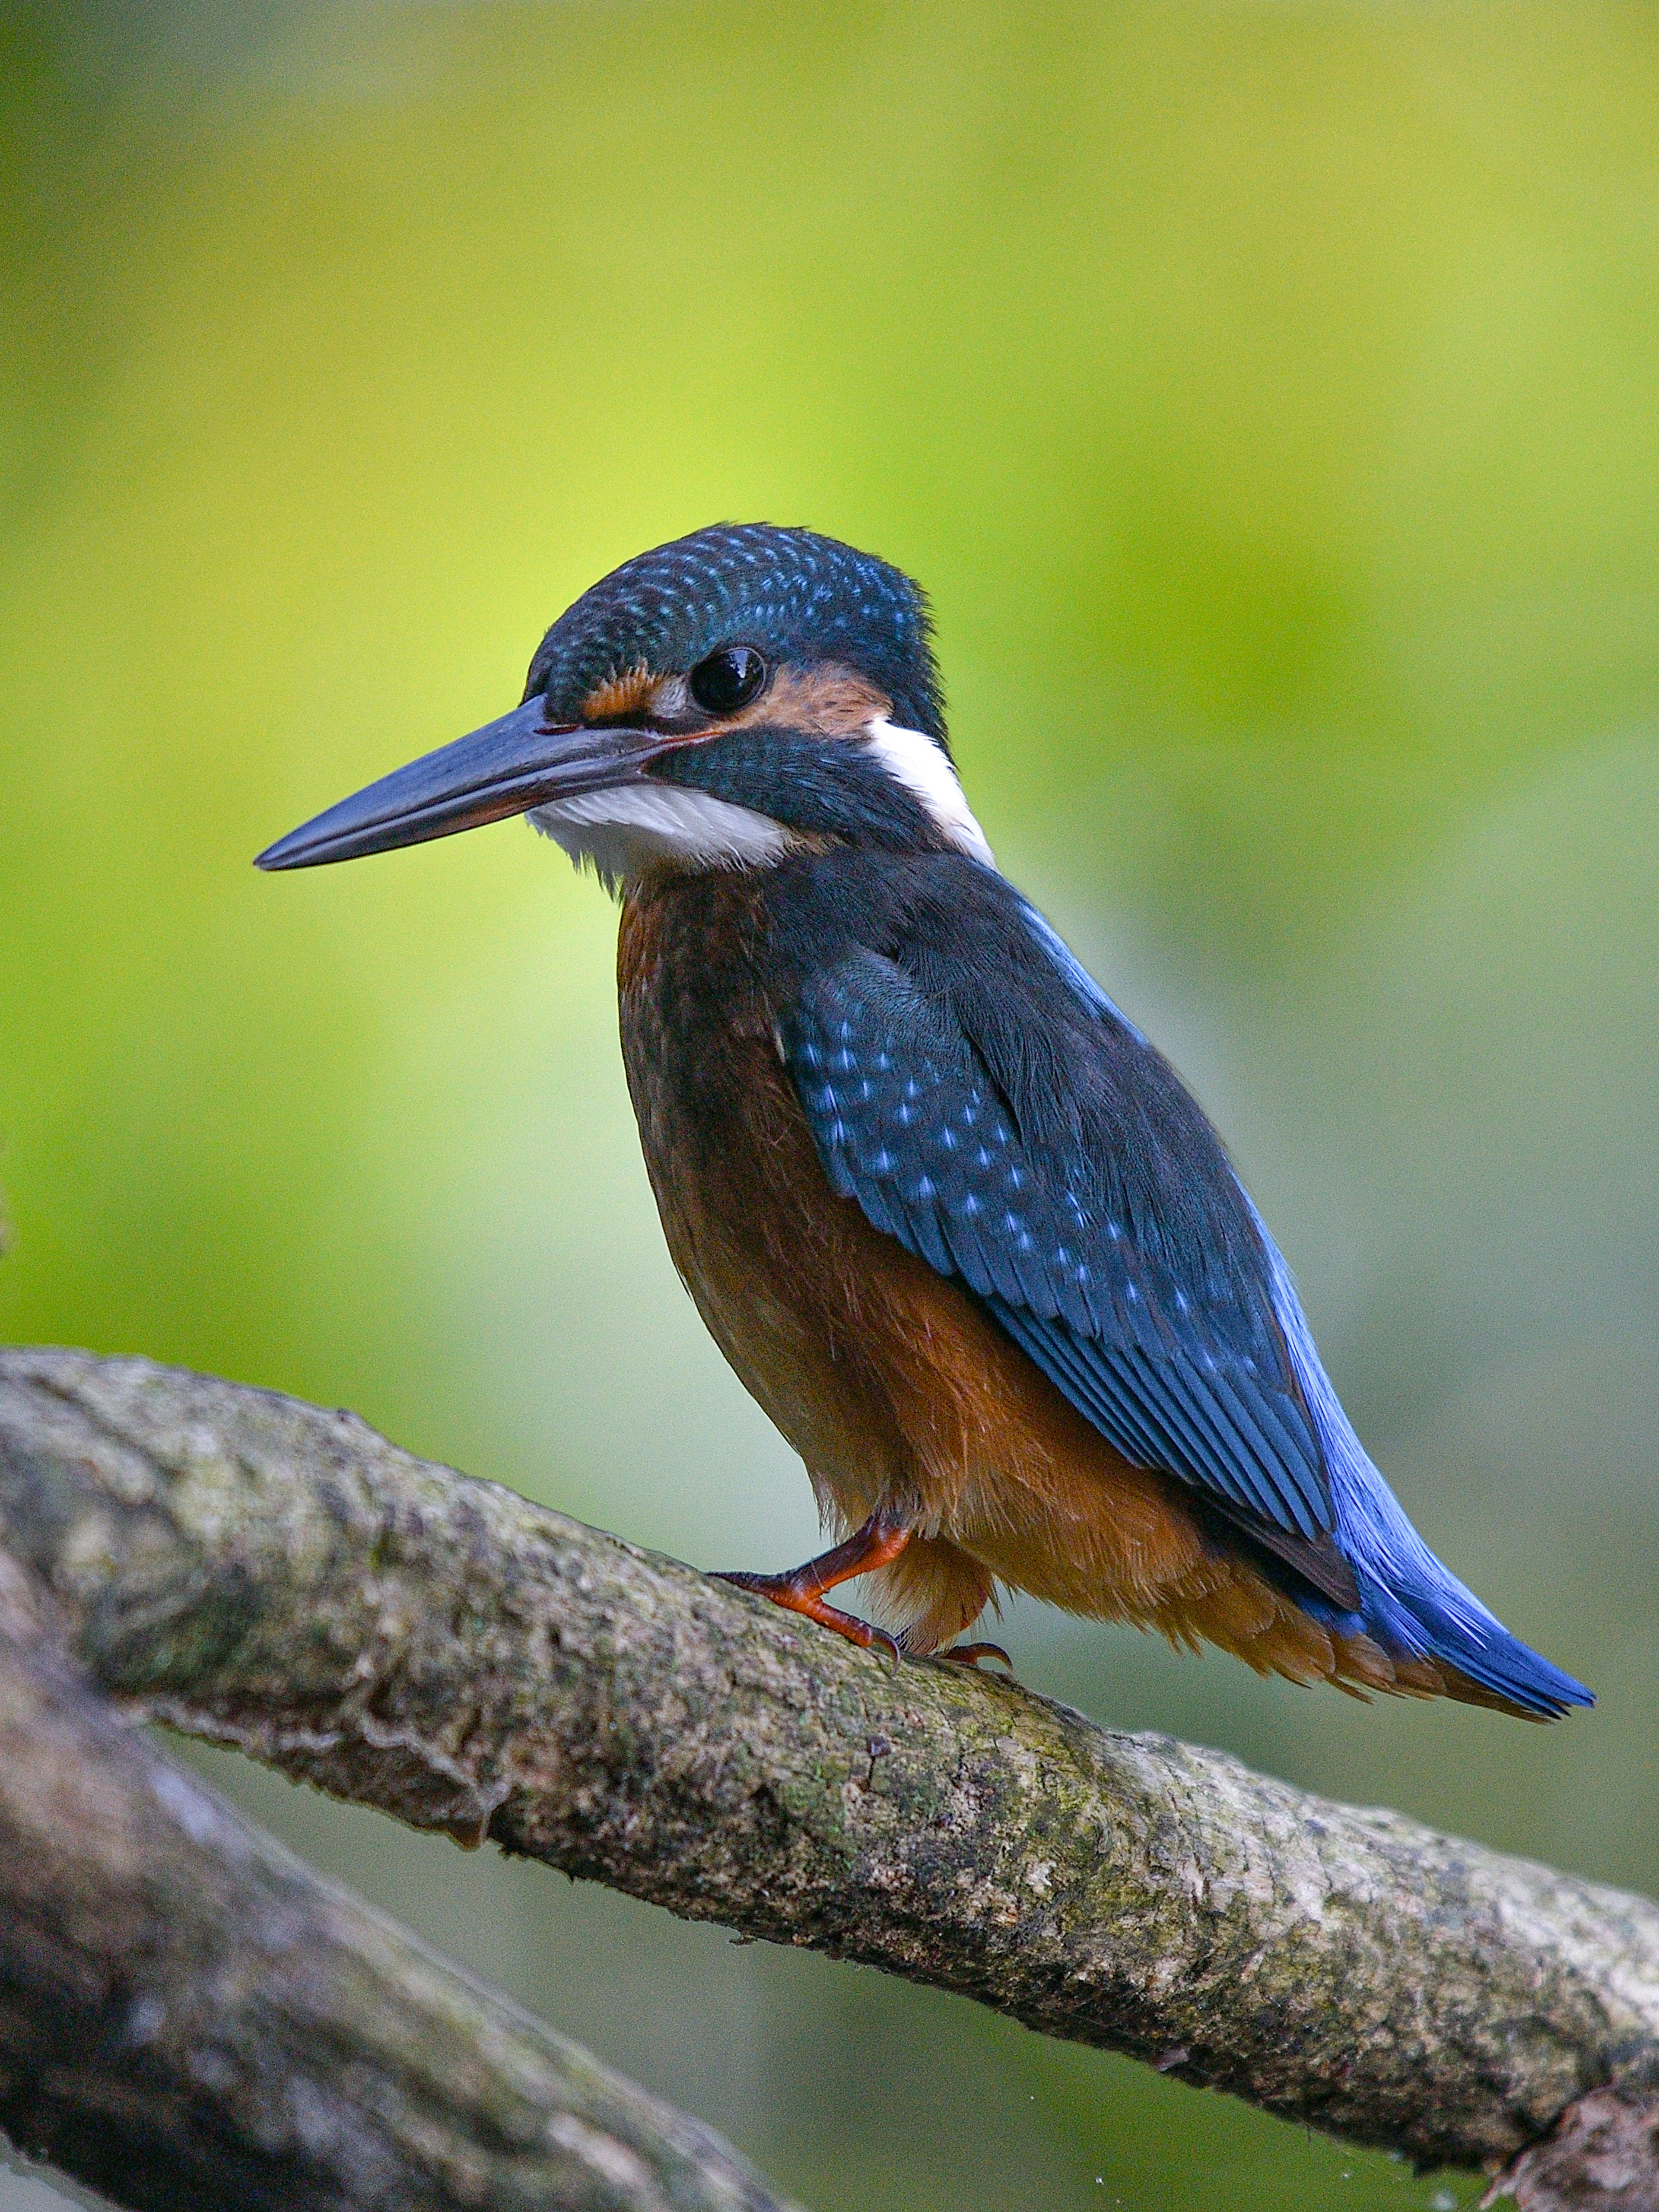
770 857 1589 1713
776 879 1350 1593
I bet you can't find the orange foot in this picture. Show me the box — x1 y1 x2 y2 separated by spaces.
715 1513 911 1662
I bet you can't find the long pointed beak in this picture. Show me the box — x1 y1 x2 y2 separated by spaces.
254 698 673 871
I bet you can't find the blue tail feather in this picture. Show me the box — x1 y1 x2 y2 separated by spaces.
1243 1194 1593 1719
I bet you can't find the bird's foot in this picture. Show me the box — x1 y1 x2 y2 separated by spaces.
713 1512 912 1668
714 1572 901 1665
934 1640 1014 1673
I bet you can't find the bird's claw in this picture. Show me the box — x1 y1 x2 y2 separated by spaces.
934 1640 1015 1674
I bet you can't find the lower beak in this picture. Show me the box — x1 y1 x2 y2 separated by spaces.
254 698 671 871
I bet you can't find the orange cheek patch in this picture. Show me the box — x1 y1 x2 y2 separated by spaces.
741 663 892 736
581 665 658 721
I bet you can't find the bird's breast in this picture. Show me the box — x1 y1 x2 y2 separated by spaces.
617 873 776 1167
616 870 914 1515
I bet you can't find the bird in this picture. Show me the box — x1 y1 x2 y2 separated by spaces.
257 522 1592 1720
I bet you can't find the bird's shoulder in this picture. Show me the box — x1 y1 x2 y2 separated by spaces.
763 851 1254 1279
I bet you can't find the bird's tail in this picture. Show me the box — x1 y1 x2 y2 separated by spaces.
1247 1200 1592 1720
1339 1542 1592 1720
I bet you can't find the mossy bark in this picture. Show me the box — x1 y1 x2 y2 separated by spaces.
0 1563 795 2211
2 1346 1656 2204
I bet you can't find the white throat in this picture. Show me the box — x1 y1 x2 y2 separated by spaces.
528 784 796 893
526 717 993 892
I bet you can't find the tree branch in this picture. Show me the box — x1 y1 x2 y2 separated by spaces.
1 1346 1655 2205
0 1559 798 2212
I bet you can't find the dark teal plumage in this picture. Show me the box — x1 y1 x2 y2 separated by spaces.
524 524 947 746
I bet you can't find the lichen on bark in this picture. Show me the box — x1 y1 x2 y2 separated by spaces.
2 1344 1657 2202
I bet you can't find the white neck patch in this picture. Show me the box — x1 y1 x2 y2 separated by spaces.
528 784 797 894
861 718 995 868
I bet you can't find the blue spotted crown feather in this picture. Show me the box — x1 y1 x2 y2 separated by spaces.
523 524 948 746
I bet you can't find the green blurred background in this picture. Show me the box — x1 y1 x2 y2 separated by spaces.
3 3 1656 2207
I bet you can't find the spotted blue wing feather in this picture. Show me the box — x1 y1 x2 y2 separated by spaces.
779 943 1336 1552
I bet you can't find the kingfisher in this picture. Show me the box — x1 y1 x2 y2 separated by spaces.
258 524 1591 1720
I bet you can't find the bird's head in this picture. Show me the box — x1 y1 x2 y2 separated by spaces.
256 524 992 889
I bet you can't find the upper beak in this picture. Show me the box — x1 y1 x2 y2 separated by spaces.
254 697 673 871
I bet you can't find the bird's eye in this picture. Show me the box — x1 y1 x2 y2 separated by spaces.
689 644 768 716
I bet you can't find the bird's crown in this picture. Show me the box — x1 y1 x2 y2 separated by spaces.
523 523 947 747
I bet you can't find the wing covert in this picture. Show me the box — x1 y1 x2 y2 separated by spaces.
778 940 1339 1557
